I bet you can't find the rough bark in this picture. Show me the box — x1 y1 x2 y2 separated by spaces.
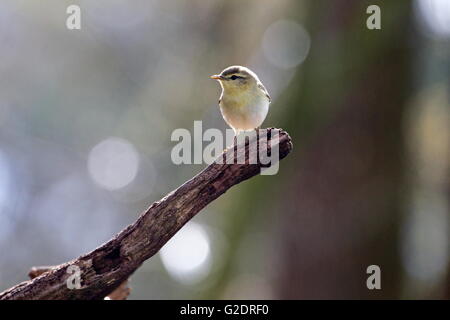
0 128 292 300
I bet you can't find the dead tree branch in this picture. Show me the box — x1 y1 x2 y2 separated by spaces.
0 128 292 300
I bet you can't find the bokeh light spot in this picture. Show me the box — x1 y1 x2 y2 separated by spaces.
415 0 450 38
160 222 211 284
88 137 139 190
262 19 311 69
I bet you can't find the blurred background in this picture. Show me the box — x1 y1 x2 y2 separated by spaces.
0 0 448 299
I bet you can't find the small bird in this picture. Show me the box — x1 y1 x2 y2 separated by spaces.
211 66 271 136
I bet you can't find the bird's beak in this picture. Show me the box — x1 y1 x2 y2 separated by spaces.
210 74 224 80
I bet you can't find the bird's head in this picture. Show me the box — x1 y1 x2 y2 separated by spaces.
210 66 258 92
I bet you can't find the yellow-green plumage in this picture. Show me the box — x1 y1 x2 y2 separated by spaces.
211 66 271 135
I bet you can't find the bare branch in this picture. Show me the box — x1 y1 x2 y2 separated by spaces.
0 128 293 300
28 266 54 280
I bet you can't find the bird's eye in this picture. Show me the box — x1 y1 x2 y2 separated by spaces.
230 75 238 80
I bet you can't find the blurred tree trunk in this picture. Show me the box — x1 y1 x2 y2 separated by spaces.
276 0 413 299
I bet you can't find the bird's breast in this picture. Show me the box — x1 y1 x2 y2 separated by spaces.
219 90 270 131
220 88 267 110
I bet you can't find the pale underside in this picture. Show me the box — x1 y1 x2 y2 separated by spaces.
219 85 270 134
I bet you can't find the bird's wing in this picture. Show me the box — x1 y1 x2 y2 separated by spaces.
258 82 271 103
